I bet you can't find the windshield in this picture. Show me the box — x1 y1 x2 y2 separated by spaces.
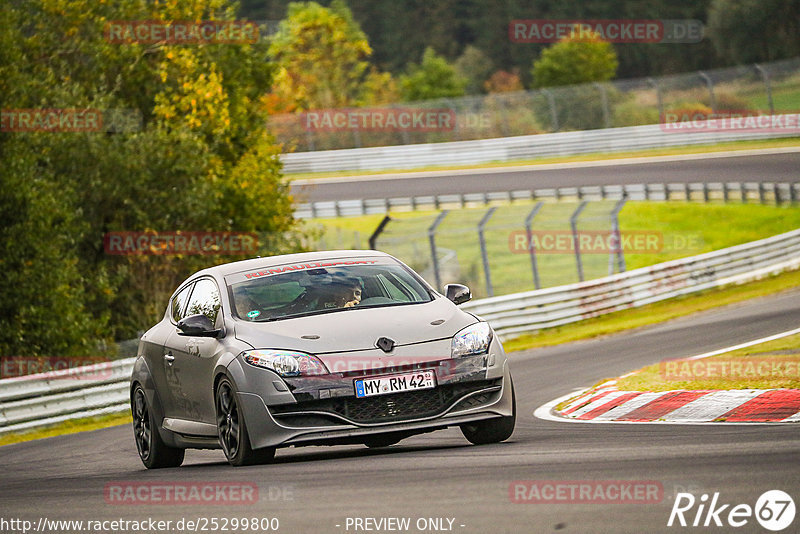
228 263 432 322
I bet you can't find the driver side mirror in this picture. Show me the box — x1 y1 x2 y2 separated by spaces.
177 313 223 337
444 284 471 305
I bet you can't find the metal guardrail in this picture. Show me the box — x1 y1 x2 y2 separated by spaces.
2 228 799 435
0 358 135 435
297 181 800 219
282 115 800 174
462 228 800 338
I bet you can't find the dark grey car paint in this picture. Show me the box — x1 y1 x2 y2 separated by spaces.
131 250 513 452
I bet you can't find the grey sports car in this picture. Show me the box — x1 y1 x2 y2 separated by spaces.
131 250 515 467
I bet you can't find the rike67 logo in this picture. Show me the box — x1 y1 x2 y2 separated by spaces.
668 490 795 531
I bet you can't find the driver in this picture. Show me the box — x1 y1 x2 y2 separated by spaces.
323 277 362 309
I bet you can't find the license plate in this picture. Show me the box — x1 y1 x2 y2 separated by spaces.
354 370 436 398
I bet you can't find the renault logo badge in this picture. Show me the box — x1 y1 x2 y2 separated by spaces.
376 337 395 353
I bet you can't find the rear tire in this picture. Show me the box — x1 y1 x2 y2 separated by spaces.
216 377 276 467
132 385 185 469
460 379 516 445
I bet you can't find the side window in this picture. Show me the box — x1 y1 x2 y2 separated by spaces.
170 284 193 323
185 279 222 325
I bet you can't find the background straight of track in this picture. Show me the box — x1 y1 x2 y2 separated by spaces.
291 151 800 203
2 289 799 533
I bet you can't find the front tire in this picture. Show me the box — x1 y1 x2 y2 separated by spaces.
216 377 275 467
132 385 185 469
460 379 516 445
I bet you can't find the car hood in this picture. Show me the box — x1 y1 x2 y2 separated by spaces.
233 297 477 354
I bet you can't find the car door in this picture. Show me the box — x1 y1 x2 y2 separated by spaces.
163 277 223 425
144 282 194 420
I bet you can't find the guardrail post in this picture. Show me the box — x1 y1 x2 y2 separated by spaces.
477 207 497 297
428 211 449 290
754 64 775 115
722 182 729 203
698 72 716 113
791 183 798 204
685 183 691 201
570 200 589 282
524 202 544 289
609 196 627 275
759 182 766 204
310 202 318 219
741 182 748 203
703 182 709 203
368 215 392 250
774 183 781 205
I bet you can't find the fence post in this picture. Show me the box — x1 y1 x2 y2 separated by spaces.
570 201 589 282
754 64 775 115
428 211 449 290
477 207 497 297
542 89 559 132
609 196 627 275
594 82 611 128
647 77 664 120
698 72 716 113
524 202 544 290
368 215 392 249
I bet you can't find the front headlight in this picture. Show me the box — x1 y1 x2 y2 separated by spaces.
241 349 329 377
451 322 493 357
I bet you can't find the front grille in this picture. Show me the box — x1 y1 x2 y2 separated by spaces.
271 379 501 425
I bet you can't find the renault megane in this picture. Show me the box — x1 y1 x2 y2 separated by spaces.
131 250 515 467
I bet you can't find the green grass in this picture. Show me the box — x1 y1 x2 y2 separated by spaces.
310 201 800 298
0 412 132 446
503 267 800 353
286 137 800 180
616 333 800 392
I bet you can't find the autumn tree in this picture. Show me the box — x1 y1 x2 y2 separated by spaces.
399 47 467 102
267 0 379 111
0 0 299 353
531 27 618 88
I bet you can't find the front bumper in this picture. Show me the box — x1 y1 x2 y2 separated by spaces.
233 337 513 449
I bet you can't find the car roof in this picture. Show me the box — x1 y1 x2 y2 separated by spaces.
192 249 394 280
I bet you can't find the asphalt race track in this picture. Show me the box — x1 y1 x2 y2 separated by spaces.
2 289 798 533
290 150 800 203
